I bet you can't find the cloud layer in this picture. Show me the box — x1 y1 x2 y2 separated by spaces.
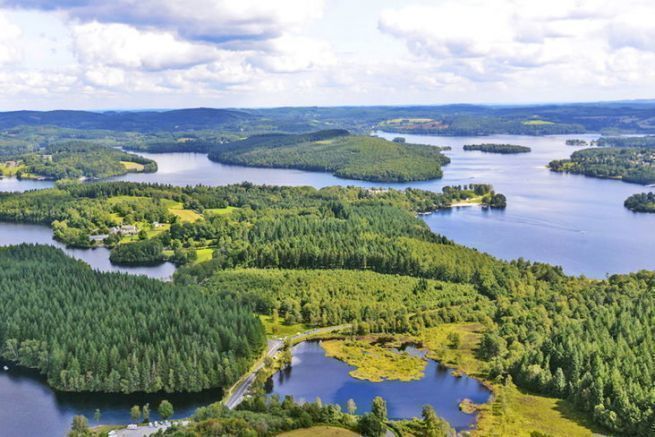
1 0 655 109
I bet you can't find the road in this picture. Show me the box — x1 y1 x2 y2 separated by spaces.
224 324 349 409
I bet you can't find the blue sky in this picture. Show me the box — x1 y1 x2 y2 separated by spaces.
0 0 654 110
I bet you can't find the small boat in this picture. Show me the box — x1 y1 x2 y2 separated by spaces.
3 366 8 371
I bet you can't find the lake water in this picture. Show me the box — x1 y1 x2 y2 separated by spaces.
0 360 220 437
3 133 653 276
1 132 654 434
266 341 491 432
0 222 176 280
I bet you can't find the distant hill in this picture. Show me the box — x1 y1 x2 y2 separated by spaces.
0 108 253 132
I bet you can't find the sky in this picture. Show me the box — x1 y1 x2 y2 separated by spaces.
0 0 654 110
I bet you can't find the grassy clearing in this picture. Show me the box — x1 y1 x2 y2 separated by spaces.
259 315 309 338
204 206 238 215
449 196 484 207
147 223 170 238
321 339 426 382
120 160 145 171
170 208 202 222
278 426 359 437
194 248 214 264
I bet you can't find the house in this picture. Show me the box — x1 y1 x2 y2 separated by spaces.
109 224 138 235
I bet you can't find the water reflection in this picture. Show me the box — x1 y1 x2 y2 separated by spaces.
266 341 491 431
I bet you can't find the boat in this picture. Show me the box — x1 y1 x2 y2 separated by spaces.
3 366 8 371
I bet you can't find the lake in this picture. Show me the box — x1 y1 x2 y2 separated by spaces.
1 132 654 435
266 341 491 432
0 222 176 280
0 360 220 437
3 133 653 276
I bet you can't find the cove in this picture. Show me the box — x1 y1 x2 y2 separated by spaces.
0 360 220 437
266 341 491 432
0 222 176 280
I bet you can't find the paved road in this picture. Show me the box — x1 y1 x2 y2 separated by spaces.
224 324 349 409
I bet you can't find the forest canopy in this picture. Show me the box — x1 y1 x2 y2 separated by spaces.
0 244 266 393
207 130 450 182
463 144 531 154
549 147 655 185
5 142 156 180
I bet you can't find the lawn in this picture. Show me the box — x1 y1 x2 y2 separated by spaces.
278 426 359 437
194 248 214 264
321 338 426 382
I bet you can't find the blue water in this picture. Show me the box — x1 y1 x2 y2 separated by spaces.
0 222 176 280
0 362 220 437
267 341 491 432
1 132 654 435
5 133 652 276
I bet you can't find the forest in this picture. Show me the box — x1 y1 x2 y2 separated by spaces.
0 244 265 393
462 143 531 154
207 130 450 182
0 181 503 265
624 192 655 212
5 142 156 180
1 181 653 434
549 147 655 185
597 136 655 148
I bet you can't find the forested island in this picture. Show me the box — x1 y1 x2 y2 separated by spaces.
207 129 450 182
1 142 156 180
549 147 655 184
0 180 653 435
565 139 590 146
624 192 655 212
462 143 531 154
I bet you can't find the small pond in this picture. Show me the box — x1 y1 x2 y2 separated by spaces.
266 341 491 432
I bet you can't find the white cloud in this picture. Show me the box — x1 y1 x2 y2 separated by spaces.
377 0 655 91
6 0 325 43
73 22 218 71
254 36 336 73
0 12 21 63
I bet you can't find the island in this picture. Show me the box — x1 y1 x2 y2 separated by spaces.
565 139 590 146
462 143 531 154
3 142 156 181
549 147 655 185
207 129 451 182
624 192 655 213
